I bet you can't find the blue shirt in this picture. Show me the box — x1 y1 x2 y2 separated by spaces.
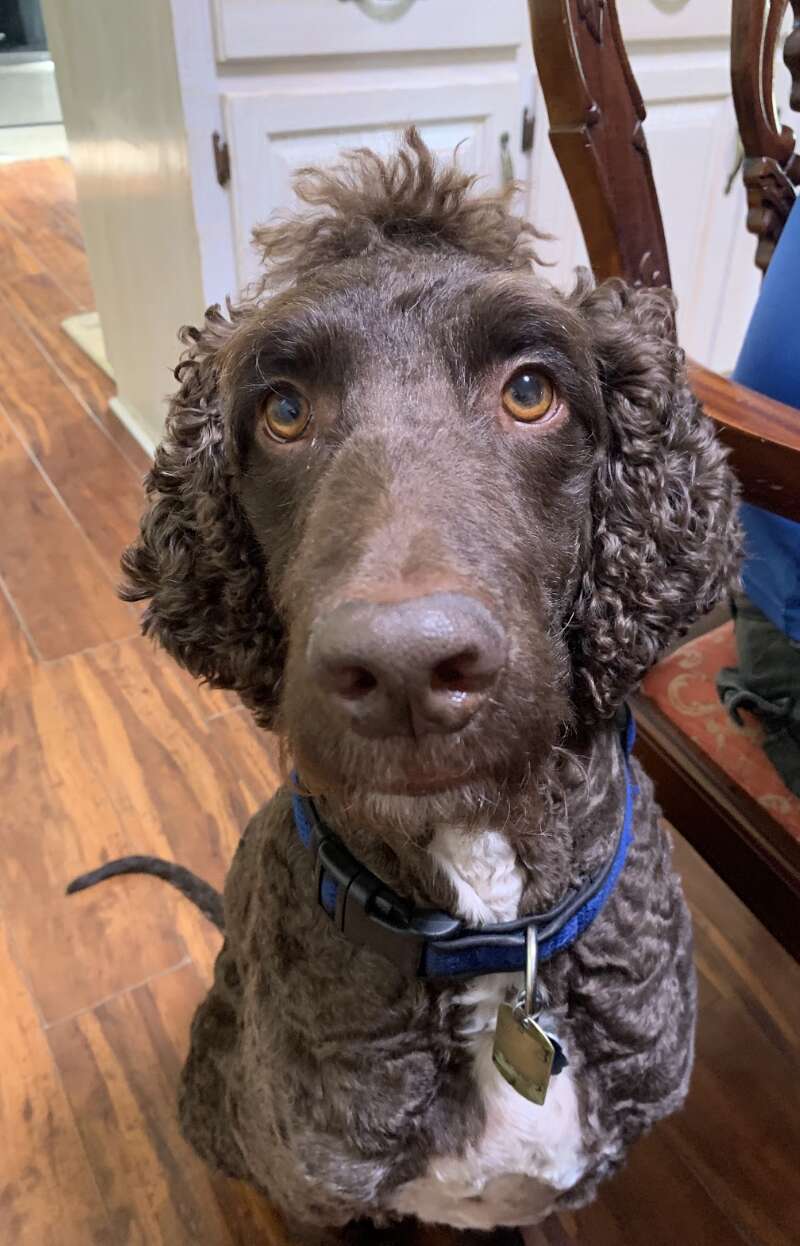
732 198 800 641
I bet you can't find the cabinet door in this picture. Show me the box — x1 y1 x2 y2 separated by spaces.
224 79 523 292
637 45 759 372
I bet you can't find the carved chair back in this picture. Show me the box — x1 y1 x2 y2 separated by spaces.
527 0 800 286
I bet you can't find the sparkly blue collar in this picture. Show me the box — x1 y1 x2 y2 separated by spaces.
291 709 636 979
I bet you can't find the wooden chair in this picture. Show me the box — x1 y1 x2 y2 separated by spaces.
528 0 800 959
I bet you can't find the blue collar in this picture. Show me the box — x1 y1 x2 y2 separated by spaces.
291 708 636 980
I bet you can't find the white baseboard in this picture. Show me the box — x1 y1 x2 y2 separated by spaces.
61 311 157 459
61 311 113 379
109 396 156 460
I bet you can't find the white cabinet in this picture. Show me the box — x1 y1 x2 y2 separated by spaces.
45 0 775 448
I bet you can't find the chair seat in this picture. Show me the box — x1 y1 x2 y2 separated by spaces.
641 622 800 842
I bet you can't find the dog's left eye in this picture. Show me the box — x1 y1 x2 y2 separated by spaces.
501 368 555 422
262 386 312 442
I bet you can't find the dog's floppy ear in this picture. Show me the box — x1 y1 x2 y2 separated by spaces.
568 278 741 720
121 306 283 727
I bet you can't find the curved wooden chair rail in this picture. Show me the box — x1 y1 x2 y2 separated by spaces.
689 362 800 523
527 0 670 288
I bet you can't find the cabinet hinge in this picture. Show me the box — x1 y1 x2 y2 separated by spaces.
213 131 230 188
521 107 535 155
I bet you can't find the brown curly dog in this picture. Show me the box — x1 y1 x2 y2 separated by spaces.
70 132 741 1244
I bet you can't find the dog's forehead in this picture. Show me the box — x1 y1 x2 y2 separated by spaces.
249 253 585 378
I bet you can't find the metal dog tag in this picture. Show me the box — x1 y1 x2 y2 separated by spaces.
492 1001 555 1105
492 925 556 1106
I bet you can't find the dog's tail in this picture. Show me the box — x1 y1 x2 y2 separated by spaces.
66 857 225 931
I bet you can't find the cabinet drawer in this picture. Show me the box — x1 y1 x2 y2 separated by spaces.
212 0 525 63
618 0 733 43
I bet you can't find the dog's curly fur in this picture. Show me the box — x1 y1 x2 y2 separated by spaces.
119 132 741 1239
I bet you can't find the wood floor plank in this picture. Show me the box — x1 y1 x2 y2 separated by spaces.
3 269 116 426
0 576 40 794
207 705 284 829
175 708 282 981
0 219 41 282
0 413 137 658
662 979 800 1246
1 281 57 374
0 574 38 692
10 160 89 257
659 830 800 1245
0 165 95 308
2 286 150 481
0 314 145 589
0 636 253 1019
58 650 278 983
0 157 75 201
672 830 800 1061
0 686 188 1022
3 272 152 476
546 1127 749 1246
0 290 115 441
64 633 241 731
0 918 114 1246
46 961 242 1246
0 157 81 232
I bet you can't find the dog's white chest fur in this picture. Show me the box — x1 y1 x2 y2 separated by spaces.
387 827 586 1230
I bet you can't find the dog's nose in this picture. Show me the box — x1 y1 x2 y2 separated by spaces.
307 592 508 738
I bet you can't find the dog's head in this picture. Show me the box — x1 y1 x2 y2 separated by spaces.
123 131 739 825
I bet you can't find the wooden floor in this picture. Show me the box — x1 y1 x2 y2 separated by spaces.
1 159 798 1246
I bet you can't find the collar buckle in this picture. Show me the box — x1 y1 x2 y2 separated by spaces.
314 833 461 977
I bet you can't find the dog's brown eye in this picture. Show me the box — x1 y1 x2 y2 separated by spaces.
501 369 555 422
263 387 312 442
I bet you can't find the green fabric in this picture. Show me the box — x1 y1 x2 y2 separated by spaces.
717 595 800 797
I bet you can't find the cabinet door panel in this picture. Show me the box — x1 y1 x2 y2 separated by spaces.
224 80 520 291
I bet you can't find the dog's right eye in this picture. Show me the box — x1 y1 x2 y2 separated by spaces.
262 386 312 443
501 368 555 423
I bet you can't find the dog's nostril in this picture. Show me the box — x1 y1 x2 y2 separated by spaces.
431 650 487 695
333 665 378 700
308 593 508 738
